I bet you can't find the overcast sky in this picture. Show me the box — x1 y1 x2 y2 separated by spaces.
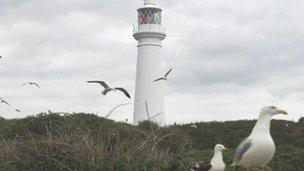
0 0 303 124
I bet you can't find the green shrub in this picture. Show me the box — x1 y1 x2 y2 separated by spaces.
0 113 302 170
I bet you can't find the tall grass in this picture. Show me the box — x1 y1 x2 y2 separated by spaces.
0 113 302 170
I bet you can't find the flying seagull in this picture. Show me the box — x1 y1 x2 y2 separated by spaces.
23 82 40 88
0 98 10 106
192 144 227 171
231 106 287 170
15 109 21 112
87 81 131 98
153 68 172 82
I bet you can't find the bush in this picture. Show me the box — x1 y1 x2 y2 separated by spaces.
0 113 302 170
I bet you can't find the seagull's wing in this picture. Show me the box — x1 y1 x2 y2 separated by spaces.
87 81 110 89
32 83 40 88
102 89 112 95
192 161 212 171
0 98 10 106
232 137 252 166
164 68 173 78
3 100 10 106
114 87 131 98
200 163 212 171
153 78 165 82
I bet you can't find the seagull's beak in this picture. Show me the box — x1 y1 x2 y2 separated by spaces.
275 108 288 115
223 146 228 150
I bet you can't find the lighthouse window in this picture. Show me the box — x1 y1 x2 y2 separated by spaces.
138 9 161 25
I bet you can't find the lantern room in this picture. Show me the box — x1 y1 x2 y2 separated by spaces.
137 7 162 26
133 0 166 37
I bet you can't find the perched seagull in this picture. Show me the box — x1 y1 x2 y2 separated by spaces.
23 82 40 88
192 144 227 171
0 98 10 106
231 106 288 170
153 68 172 82
87 81 131 98
190 123 197 128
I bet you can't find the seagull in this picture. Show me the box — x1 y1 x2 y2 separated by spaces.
153 68 172 82
190 123 197 128
192 144 227 171
231 106 288 170
23 82 40 88
15 109 21 112
87 81 131 98
0 98 10 106
0 56 2 58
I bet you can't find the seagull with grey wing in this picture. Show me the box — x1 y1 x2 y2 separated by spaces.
153 68 172 82
23 82 40 88
192 144 227 171
0 98 10 106
190 123 197 128
231 106 287 171
87 81 131 98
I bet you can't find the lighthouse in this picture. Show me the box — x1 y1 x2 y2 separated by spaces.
133 0 166 125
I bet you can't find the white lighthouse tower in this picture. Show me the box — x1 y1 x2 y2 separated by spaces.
133 0 166 125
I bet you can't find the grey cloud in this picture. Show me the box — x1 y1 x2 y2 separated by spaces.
0 0 303 123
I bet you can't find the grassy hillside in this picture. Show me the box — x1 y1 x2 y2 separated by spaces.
0 113 303 171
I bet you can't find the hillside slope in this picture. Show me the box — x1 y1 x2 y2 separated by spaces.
0 113 303 170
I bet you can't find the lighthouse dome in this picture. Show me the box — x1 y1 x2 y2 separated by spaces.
144 0 156 5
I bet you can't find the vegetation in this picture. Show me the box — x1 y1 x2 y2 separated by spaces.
0 112 303 170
